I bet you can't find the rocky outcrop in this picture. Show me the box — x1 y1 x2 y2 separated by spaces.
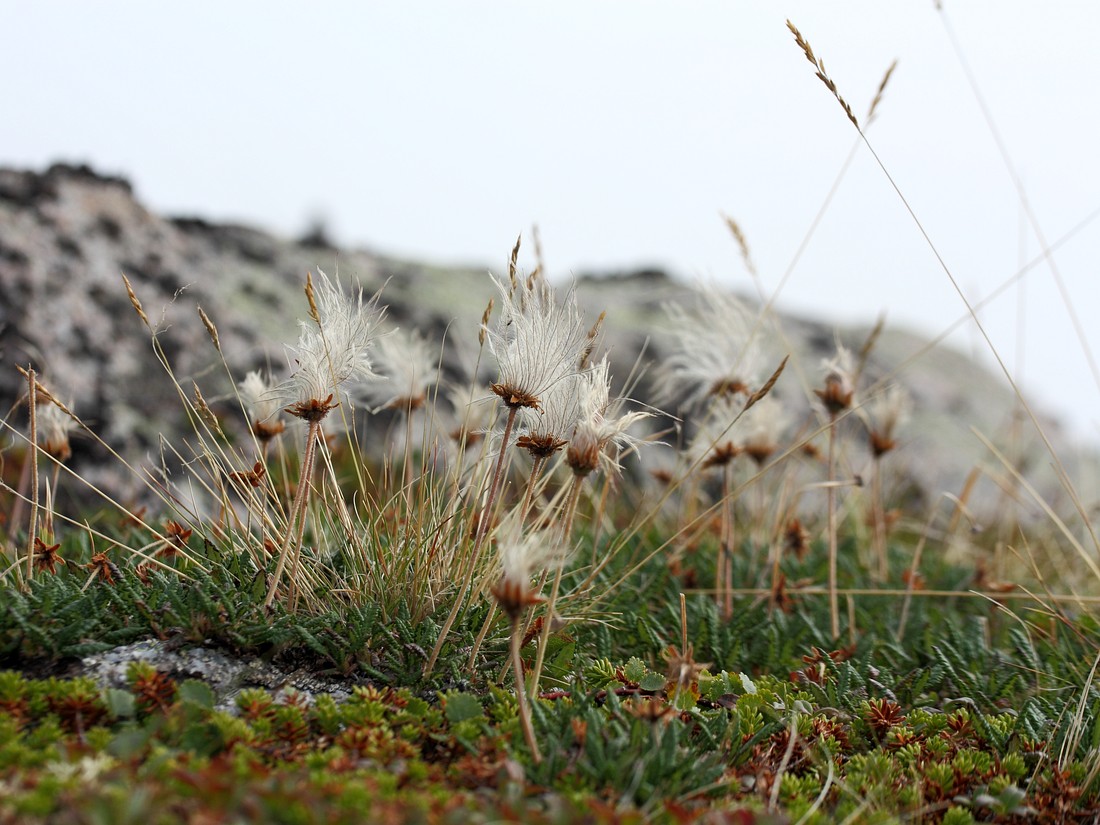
0 163 1090 515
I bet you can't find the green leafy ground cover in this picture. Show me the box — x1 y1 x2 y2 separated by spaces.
3 525 1099 823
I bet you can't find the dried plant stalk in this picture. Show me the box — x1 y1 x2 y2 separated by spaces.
25 367 39 588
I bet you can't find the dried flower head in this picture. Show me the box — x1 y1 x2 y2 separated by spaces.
814 346 855 417
33 538 64 574
362 327 439 412
663 642 710 693
689 395 742 471
739 394 787 467
158 520 193 559
484 274 587 412
239 371 286 443
490 526 566 621
35 394 76 462
515 372 583 460
565 359 651 478
657 283 762 411
859 384 910 457
272 269 386 421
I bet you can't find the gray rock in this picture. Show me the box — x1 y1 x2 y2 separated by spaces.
0 162 1093 518
80 639 357 714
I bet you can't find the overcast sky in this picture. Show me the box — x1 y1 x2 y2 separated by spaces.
4 2 1100 441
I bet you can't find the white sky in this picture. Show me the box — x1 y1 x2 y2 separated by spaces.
4 1 1100 440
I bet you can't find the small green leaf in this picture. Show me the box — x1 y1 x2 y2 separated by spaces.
623 657 647 684
108 726 151 759
639 672 668 692
442 691 483 724
104 688 136 719
178 679 215 709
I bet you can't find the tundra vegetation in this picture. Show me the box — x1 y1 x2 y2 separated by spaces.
2 21 1100 825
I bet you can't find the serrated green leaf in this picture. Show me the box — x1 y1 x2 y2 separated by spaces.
623 657 647 684
178 679 215 709
639 672 667 692
442 691 483 724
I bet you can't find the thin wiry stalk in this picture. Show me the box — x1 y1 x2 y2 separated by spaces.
510 614 542 764
423 405 519 676
870 457 887 582
24 367 38 588
528 471 584 698
467 451 550 670
721 462 735 620
826 417 839 639
264 419 322 608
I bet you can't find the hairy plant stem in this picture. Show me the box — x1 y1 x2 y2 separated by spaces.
510 614 542 764
24 367 38 589
827 417 840 638
423 405 518 676
264 418 321 609
870 457 888 582
528 471 584 698
467 452 547 670
721 462 735 620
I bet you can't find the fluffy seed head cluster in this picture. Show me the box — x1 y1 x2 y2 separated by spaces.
239 371 286 443
273 270 385 422
815 346 855 417
362 327 439 413
657 283 762 411
485 274 587 412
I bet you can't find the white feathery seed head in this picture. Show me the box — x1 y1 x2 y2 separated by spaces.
815 345 856 417
484 273 587 412
515 371 585 459
239 370 286 442
490 519 568 619
362 327 439 412
860 384 910 457
36 393 77 462
240 371 281 421
739 394 787 466
566 358 651 477
657 282 762 411
272 269 386 421
688 394 743 471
